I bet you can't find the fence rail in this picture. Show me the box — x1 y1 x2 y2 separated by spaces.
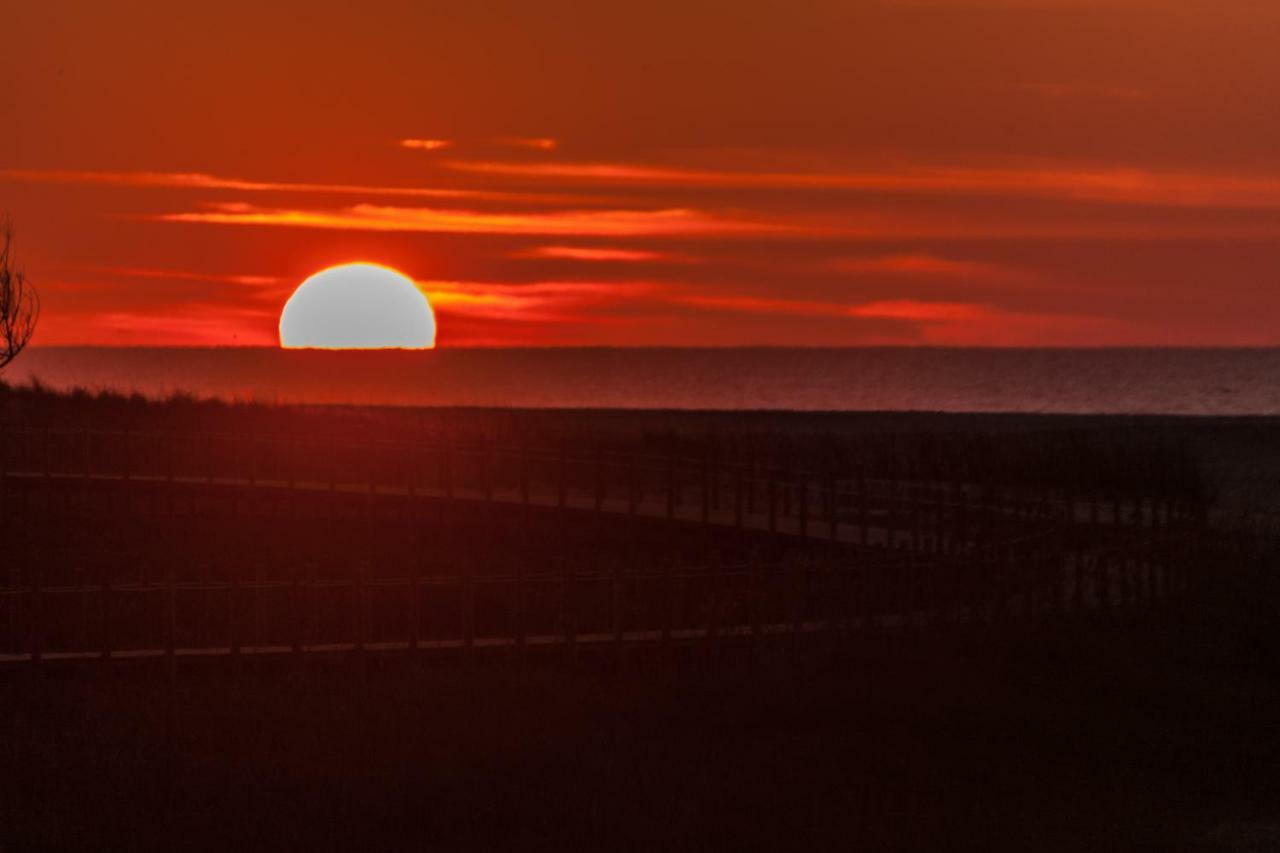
0 427 1205 672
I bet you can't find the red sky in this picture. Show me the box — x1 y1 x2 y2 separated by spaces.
4 0 1280 346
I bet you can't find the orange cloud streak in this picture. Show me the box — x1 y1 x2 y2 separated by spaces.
849 300 985 322
152 202 774 236
0 169 609 206
94 266 283 287
446 160 1280 209
673 292 1139 345
497 137 558 150
135 199 1280 242
832 253 1022 278
517 246 670 262
37 307 278 347
399 138 452 151
426 280 657 321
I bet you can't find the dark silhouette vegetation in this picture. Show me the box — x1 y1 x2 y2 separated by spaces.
0 221 38 371
2 381 1278 851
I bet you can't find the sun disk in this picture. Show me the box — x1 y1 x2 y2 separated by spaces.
279 263 436 349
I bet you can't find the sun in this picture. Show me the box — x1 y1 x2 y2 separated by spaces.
279 263 436 349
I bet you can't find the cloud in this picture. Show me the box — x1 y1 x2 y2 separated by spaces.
671 293 982 322
444 159 1280 209
151 201 780 236
849 299 985 322
0 169 477 199
0 169 600 205
426 280 659 322
141 199 1280 243
399 138 452 151
674 293 857 318
93 266 283 287
36 305 278 346
515 246 672 262
497 137 557 151
670 291 1141 345
831 253 1022 278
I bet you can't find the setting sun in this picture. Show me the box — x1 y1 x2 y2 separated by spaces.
278 263 436 349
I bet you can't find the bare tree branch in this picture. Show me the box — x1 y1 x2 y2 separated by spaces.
0 219 39 371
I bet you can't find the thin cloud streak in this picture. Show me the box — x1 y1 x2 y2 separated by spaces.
832 253 1025 279
446 160 1280 209
426 280 657 321
1 169 472 199
516 246 672 262
151 202 780 236
93 266 283 287
497 137 557 150
37 306 279 346
0 169 602 205
850 300 985 321
671 292 1134 345
145 201 1280 242
399 138 452 151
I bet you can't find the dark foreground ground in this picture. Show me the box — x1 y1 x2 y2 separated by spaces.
3 618 1279 853
3 386 1280 851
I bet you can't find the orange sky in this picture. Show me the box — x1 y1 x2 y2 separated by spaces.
4 0 1280 346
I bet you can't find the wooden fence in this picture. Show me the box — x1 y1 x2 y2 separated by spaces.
0 426 1205 672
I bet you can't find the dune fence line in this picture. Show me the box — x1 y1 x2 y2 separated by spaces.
0 425 1208 673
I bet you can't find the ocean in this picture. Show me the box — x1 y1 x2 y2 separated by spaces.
7 346 1280 415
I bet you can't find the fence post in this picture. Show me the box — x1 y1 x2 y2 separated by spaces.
798 476 809 538
165 431 176 517
481 437 493 503
885 483 898 550
628 456 639 516
229 564 241 667
29 563 42 669
354 562 366 660
666 456 676 520
594 443 605 512
706 550 721 649
83 426 92 491
700 452 711 527
612 555 624 656
828 477 839 542
514 537 525 655
662 555 674 650
100 572 112 664
519 439 530 506
734 464 744 529
328 437 339 495
551 441 564 512
909 484 920 553
443 437 454 500
768 474 777 535
293 563 304 660
463 551 475 660
41 425 51 493
749 550 762 653
561 547 574 660
166 559 177 684
859 473 869 547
